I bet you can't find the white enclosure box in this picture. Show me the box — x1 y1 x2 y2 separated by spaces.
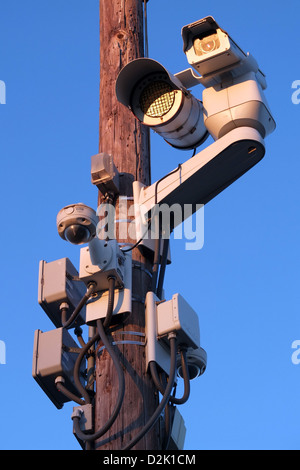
32 328 85 409
38 258 87 328
86 251 132 325
169 408 187 450
79 238 125 291
145 291 201 374
91 153 120 196
157 294 200 350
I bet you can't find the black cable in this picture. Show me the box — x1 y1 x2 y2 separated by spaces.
162 403 176 451
143 0 149 58
122 333 177 450
72 319 125 443
121 218 152 253
103 276 116 329
55 380 85 406
149 347 190 405
73 331 100 405
121 164 181 254
74 327 86 347
154 164 182 206
150 164 182 294
156 237 170 299
151 216 161 293
62 283 96 329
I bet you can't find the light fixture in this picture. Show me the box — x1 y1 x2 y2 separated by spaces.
116 58 209 151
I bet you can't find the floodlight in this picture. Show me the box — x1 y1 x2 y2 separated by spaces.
116 58 208 150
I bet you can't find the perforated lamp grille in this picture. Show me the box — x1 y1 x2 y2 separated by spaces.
139 81 176 118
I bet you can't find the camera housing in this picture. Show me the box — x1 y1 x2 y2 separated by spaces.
57 203 98 245
181 16 266 89
177 346 207 380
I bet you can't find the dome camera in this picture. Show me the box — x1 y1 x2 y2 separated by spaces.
177 346 207 380
57 203 98 245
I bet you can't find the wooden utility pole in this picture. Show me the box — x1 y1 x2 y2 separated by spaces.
95 0 161 450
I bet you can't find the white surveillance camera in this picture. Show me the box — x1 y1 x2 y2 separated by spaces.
57 203 98 245
177 346 207 380
116 58 208 151
181 16 266 88
180 16 276 140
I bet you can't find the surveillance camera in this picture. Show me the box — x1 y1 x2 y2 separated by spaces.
182 16 266 89
57 203 98 245
180 17 276 141
177 346 207 380
116 58 208 151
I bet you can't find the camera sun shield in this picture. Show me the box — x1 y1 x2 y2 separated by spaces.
182 17 246 79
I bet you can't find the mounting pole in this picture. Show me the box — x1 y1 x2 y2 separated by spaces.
95 0 161 450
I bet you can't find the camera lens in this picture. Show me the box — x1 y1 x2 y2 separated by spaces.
201 38 216 53
64 224 91 245
178 363 201 380
193 33 220 56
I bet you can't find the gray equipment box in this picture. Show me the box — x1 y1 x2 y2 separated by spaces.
38 258 87 328
32 328 85 409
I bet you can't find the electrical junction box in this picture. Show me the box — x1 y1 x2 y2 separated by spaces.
72 404 93 433
91 153 120 196
145 291 200 375
38 258 87 328
79 238 125 292
32 328 85 409
160 407 186 450
157 293 200 350
86 251 132 325
169 407 187 450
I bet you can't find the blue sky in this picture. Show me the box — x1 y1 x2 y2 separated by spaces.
0 0 299 450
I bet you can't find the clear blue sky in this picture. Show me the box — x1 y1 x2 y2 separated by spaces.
0 0 299 450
